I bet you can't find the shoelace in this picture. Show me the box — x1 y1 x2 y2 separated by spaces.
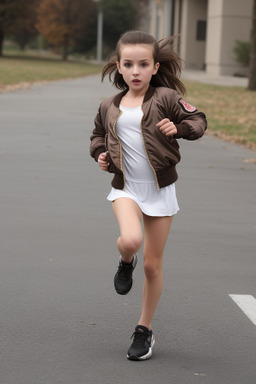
117 261 134 279
130 330 150 347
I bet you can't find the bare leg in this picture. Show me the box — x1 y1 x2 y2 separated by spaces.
112 198 143 263
138 215 173 330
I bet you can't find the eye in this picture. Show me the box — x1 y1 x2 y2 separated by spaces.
124 62 132 68
141 62 148 68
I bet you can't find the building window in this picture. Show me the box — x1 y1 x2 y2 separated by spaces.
196 20 206 41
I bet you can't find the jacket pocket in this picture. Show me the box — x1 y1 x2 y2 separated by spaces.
105 133 109 151
165 138 181 164
171 137 180 149
105 132 123 174
106 146 119 174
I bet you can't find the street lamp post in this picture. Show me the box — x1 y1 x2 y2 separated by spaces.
93 0 103 62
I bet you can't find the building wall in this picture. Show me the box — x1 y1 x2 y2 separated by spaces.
148 0 253 76
149 0 208 69
206 0 253 75
180 0 207 70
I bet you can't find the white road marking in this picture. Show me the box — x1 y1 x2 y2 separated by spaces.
229 295 256 326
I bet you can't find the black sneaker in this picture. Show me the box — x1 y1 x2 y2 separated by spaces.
127 325 155 361
114 254 137 295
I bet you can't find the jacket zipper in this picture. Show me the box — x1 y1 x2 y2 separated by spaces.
140 115 160 190
113 111 126 188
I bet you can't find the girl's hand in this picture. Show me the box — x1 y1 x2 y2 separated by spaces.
156 118 177 137
98 152 109 171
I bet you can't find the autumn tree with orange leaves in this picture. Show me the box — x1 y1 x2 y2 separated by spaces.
37 0 95 60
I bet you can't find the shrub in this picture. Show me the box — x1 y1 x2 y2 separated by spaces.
233 40 251 66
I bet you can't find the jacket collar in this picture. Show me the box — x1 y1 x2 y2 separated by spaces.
112 85 156 108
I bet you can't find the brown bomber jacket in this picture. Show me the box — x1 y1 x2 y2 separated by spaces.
90 85 207 190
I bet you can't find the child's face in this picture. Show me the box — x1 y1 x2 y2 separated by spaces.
116 44 159 94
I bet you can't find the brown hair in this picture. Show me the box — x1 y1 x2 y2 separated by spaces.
101 30 186 95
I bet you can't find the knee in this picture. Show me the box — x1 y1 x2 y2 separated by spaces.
143 258 162 280
120 234 143 255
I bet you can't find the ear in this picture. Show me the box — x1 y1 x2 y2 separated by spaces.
153 62 160 75
116 61 121 74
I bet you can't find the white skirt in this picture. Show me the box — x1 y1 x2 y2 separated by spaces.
107 180 179 217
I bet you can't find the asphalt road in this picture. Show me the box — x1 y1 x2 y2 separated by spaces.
0 75 256 384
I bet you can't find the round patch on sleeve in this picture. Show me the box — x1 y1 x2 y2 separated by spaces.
178 98 197 113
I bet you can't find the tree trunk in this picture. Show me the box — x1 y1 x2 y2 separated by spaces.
62 34 69 61
248 0 256 90
62 45 68 61
0 28 4 57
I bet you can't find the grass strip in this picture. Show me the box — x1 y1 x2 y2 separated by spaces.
0 53 102 87
184 80 256 150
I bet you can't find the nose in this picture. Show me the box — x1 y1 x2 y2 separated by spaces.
132 65 139 75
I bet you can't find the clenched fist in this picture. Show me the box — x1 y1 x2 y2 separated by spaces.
98 152 109 171
156 118 177 137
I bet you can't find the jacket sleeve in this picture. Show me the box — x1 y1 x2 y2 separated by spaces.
89 103 107 161
169 92 207 141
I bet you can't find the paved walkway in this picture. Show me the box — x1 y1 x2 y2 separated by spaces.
0 75 255 384
182 69 248 87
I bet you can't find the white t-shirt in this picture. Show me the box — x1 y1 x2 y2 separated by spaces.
116 105 155 183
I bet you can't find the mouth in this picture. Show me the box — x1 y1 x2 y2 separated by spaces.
132 79 141 84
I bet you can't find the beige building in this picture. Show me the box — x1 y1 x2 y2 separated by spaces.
147 0 253 76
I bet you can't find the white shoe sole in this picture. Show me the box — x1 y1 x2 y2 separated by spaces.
127 335 155 361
